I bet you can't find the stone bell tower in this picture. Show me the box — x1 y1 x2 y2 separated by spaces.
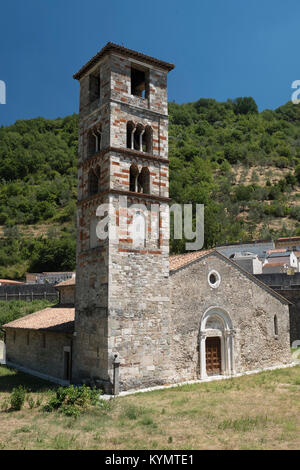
72 43 174 392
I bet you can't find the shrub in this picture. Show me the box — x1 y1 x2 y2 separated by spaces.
26 395 35 409
42 385 100 417
10 386 26 411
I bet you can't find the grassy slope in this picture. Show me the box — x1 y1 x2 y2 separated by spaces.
0 364 299 450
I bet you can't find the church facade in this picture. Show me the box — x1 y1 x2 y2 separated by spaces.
2 43 292 392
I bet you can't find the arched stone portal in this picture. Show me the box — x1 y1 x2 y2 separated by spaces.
199 307 236 379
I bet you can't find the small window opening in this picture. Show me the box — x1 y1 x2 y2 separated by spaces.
89 71 100 103
13 331 16 343
130 164 139 192
131 66 148 98
42 333 46 348
26 332 30 346
208 270 221 288
274 315 278 336
64 351 71 381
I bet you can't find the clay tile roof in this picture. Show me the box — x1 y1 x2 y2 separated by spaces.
278 236 300 240
0 279 24 285
263 262 288 267
169 249 214 271
73 42 175 80
267 249 287 254
55 276 76 288
2 307 75 334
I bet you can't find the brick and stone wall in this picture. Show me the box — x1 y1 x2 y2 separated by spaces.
73 48 172 392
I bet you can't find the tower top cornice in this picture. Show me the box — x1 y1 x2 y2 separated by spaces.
73 42 175 81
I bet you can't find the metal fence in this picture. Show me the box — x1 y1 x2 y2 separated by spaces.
0 285 59 303
0 292 58 302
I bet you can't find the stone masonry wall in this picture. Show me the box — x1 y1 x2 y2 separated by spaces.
59 285 75 305
169 254 291 383
5 329 72 380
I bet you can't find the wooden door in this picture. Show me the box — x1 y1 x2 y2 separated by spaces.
206 337 221 376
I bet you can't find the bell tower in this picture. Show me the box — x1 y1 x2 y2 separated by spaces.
72 43 174 392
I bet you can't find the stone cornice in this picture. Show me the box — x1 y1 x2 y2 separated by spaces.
78 147 169 169
77 189 170 207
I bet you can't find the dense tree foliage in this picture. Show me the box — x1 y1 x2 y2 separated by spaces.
1 98 300 277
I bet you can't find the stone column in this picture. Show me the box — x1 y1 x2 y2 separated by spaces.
113 354 120 395
139 129 145 152
224 330 231 376
131 128 136 150
230 329 236 375
199 332 207 379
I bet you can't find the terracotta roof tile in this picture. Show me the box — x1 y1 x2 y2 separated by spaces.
169 249 213 271
55 276 76 288
264 261 288 267
2 306 75 334
267 249 287 254
277 236 300 241
0 279 24 285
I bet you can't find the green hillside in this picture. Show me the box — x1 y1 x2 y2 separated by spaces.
1 98 300 279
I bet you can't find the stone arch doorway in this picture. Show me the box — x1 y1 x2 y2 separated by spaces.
199 307 236 379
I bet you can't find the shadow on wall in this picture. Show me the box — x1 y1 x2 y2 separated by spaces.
0 365 57 393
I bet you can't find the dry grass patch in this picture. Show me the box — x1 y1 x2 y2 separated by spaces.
0 365 299 449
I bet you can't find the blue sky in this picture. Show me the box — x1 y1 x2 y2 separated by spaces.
0 0 299 126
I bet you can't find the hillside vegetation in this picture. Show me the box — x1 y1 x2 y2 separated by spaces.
1 98 300 278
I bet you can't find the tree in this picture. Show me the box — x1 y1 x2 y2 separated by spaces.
231 97 258 115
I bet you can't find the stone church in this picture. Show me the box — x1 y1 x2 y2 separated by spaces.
2 43 292 393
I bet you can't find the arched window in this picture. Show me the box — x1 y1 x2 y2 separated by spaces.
131 211 146 247
274 315 278 336
129 164 139 192
126 122 152 153
138 167 150 194
127 121 135 149
143 125 153 153
88 169 99 196
88 127 101 158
